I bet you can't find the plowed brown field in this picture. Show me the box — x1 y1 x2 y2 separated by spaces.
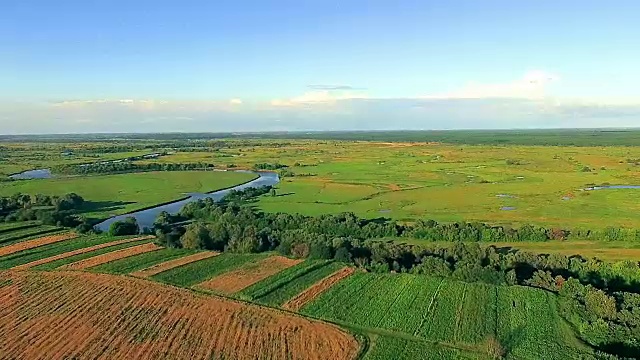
282 267 355 311
12 236 153 270
130 251 219 278
0 271 360 360
0 233 77 257
60 243 162 270
197 255 302 294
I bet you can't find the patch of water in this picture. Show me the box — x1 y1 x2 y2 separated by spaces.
496 194 517 198
500 206 517 211
95 171 280 232
9 169 53 180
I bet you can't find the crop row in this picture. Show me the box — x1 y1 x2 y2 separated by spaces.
32 238 153 271
89 248 197 274
150 253 267 287
239 260 333 300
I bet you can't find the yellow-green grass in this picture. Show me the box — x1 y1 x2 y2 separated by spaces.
148 141 640 229
0 171 256 219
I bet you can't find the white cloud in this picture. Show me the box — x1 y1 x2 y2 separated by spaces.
229 98 242 105
422 70 558 100
271 90 368 107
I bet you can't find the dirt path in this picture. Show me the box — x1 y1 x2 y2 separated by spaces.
12 236 153 270
0 233 78 257
197 256 302 294
282 267 355 311
60 243 162 270
130 251 219 278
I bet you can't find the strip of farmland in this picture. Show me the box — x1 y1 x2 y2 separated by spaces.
60 243 162 270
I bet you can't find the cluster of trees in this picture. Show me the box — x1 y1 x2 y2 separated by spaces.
252 163 287 171
108 217 140 236
0 193 93 231
53 162 215 175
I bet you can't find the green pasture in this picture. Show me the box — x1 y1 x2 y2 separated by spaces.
0 171 255 220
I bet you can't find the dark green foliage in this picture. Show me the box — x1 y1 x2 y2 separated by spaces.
52 161 214 175
109 217 139 236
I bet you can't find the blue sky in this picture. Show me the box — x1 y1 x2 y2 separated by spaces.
2 1 640 133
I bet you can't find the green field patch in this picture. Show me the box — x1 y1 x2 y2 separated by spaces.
89 248 197 274
150 253 267 287
240 260 343 306
0 235 129 269
364 335 472 360
31 238 153 271
0 171 256 220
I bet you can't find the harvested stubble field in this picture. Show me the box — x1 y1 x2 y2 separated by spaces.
282 266 355 311
0 233 77 257
0 270 360 360
130 251 219 278
12 236 152 270
60 243 162 270
197 255 302 294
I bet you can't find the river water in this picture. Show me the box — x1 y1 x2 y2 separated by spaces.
95 171 279 232
9 169 53 180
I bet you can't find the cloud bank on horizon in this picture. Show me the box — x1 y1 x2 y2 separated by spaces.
2 71 639 134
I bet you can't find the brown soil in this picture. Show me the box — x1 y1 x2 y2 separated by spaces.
0 270 359 360
12 236 153 270
0 233 78 257
282 267 355 311
60 243 162 270
197 256 302 294
130 251 219 278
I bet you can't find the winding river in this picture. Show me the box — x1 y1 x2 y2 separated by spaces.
95 171 279 232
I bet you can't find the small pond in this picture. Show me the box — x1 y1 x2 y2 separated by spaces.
9 169 53 180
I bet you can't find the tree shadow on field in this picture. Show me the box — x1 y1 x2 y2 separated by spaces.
274 192 295 197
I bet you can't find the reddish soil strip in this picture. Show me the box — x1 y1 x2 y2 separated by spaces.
282 267 356 311
60 243 163 270
0 233 78 257
130 251 220 278
197 256 302 294
12 236 154 270
0 270 359 360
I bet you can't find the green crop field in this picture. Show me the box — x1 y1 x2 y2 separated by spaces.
239 260 343 305
0 235 136 269
364 335 475 360
0 171 256 219
31 238 153 271
89 248 197 274
301 273 591 359
150 253 268 287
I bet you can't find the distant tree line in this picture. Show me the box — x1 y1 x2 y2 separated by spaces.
52 162 216 175
0 193 94 232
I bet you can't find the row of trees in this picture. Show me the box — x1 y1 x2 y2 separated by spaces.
0 192 93 231
52 162 215 175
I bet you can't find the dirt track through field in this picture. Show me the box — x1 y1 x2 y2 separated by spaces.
130 251 219 278
282 267 355 311
0 270 359 360
12 236 153 270
197 256 302 294
60 243 162 270
0 233 77 257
